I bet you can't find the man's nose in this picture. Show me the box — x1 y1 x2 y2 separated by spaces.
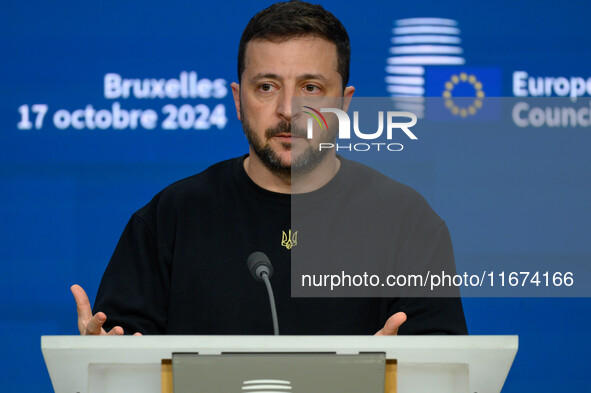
276 87 293 121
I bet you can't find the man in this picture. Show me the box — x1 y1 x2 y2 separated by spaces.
72 1 467 336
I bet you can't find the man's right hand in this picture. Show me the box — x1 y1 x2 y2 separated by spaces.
71 284 132 335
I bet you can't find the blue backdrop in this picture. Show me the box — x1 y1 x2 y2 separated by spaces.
1 0 590 391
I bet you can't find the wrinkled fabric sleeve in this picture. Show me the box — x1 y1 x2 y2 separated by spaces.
93 213 171 334
389 222 468 335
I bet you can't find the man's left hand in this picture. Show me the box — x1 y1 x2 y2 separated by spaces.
374 312 407 335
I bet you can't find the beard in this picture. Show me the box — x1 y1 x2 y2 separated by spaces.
241 106 335 177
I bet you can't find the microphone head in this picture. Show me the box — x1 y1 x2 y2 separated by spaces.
247 251 273 281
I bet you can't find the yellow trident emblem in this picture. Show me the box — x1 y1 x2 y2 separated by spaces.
281 229 298 250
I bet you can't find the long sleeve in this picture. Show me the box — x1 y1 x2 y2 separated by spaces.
93 213 171 334
389 222 468 335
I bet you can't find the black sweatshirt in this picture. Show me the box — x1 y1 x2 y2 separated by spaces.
94 155 468 335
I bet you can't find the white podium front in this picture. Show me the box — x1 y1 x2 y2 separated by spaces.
41 335 518 393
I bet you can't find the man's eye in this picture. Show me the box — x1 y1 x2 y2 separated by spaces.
304 84 319 93
259 84 273 92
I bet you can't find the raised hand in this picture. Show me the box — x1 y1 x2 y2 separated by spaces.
70 284 127 335
374 312 407 336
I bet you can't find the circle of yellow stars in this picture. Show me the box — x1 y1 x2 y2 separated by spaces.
443 72 485 118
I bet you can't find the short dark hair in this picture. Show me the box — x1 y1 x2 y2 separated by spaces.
237 1 351 89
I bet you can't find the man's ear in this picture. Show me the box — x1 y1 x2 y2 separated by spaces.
342 85 355 112
231 82 241 121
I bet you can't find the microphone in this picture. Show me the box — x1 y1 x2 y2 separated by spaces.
247 252 279 335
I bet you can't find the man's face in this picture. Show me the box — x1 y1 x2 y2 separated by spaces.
232 36 354 175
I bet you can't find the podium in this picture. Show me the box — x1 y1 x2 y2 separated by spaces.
41 335 517 393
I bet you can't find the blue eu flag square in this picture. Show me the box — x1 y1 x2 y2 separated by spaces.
424 67 502 121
